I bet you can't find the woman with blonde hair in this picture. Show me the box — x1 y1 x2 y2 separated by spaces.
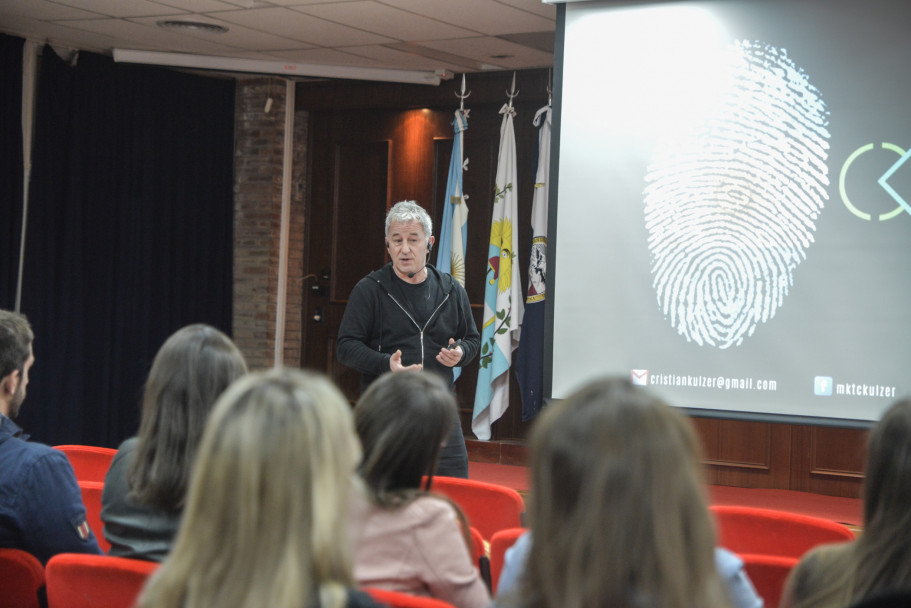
102 324 247 561
781 397 911 608
137 368 381 608
348 370 490 608
506 377 730 608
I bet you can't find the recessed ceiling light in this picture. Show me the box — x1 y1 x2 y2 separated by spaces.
156 20 229 35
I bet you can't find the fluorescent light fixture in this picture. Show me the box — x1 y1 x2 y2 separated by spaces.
113 49 453 86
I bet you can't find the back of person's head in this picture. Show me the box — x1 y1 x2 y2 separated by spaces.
128 324 247 510
0 310 33 382
138 368 362 608
355 371 455 507
522 377 726 608
852 397 911 599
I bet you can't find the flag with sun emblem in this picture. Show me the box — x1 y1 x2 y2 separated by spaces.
436 108 469 286
472 101 524 440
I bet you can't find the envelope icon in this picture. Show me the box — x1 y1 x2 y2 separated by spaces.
630 369 649 386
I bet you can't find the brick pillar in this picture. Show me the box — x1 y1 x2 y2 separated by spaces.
232 77 307 370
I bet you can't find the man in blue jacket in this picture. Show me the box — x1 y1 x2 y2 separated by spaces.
338 201 480 478
0 309 102 563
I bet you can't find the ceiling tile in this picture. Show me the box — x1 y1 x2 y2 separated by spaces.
49 0 186 19
151 0 244 12
497 0 557 20
379 0 554 36
210 6 393 46
0 0 103 21
130 13 311 50
422 36 554 69
292 1 477 41
348 43 480 72
64 17 240 52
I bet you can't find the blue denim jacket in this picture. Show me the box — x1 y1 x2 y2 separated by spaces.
0 414 102 563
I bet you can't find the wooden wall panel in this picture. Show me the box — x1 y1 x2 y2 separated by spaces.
790 426 866 498
691 418 791 488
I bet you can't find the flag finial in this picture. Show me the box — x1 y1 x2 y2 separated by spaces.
506 72 519 109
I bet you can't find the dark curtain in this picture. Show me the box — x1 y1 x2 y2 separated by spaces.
17 48 235 447
0 34 24 310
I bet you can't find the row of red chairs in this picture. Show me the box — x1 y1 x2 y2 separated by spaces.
0 549 461 608
50 445 855 608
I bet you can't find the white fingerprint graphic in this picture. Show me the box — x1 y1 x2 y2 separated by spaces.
644 41 829 348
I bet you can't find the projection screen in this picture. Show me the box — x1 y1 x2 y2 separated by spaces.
546 0 911 425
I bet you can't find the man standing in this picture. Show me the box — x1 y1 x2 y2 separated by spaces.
338 201 480 478
0 310 102 563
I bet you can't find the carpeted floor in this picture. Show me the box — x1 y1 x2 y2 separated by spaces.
469 461 863 528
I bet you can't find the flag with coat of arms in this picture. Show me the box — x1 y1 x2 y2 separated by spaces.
472 101 524 440
514 103 551 421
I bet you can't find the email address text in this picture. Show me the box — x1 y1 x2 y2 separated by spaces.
648 373 777 392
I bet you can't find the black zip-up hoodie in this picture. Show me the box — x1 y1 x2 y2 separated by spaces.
337 263 480 392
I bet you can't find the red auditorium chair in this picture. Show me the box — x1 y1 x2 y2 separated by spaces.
77 480 110 553
489 527 527 593
54 445 117 483
0 547 46 608
45 553 159 608
711 505 855 558
426 476 525 541
740 553 799 608
365 587 458 608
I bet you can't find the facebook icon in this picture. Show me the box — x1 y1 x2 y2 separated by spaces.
814 376 834 396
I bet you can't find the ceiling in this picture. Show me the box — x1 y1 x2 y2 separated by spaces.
0 0 557 82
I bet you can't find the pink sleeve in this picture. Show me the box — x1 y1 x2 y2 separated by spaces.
411 498 491 608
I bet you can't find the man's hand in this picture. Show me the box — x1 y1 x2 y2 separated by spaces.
436 338 463 368
390 349 422 373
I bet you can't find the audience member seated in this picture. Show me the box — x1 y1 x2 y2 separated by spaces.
101 324 247 562
137 368 381 608
781 397 911 608
348 371 490 608
496 377 733 608
498 531 761 608
0 309 102 563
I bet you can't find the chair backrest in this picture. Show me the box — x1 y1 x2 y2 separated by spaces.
740 553 799 608
0 547 46 608
54 445 117 483
78 481 110 553
46 553 159 608
364 587 458 608
489 527 527 594
427 476 525 541
711 505 855 558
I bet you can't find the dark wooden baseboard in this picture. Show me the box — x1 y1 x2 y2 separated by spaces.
466 439 528 467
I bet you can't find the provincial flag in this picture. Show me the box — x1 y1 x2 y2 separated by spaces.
515 104 551 421
472 102 524 440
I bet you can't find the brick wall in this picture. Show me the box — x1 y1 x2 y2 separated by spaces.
232 77 307 370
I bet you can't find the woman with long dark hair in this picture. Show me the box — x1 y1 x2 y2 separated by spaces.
348 370 489 608
101 324 247 561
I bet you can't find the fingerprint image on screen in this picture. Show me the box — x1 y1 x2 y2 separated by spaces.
643 41 830 349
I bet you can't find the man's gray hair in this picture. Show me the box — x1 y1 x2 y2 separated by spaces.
385 201 432 238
